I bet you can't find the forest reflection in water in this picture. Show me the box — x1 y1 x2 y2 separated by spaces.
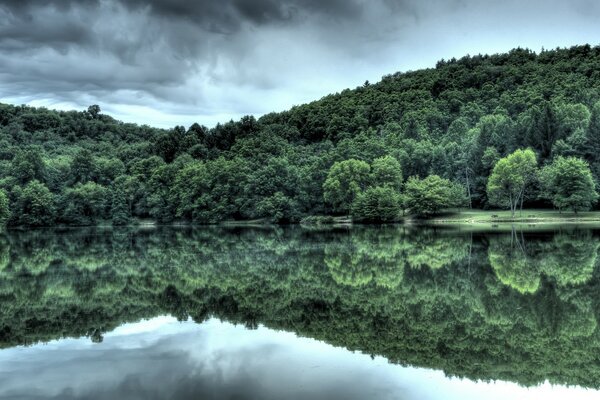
0 225 600 393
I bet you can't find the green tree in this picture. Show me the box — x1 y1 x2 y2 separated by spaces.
0 190 9 228
13 180 55 226
371 155 403 191
404 175 464 216
70 149 96 184
351 186 401 222
255 191 300 223
323 159 371 214
540 156 598 213
487 148 537 217
87 105 101 119
111 186 131 226
585 101 600 164
61 182 109 225
172 162 210 221
10 149 46 184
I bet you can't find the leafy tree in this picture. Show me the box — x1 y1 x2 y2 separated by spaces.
487 149 538 216
404 175 465 216
10 149 46 184
371 155 403 191
171 161 220 223
70 149 95 184
154 126 184 163
540 156 598 213
12 180 55 226
585 101 600 164
526 102 558 160
3 46 600 225
323 159 370 214
45 156 72 193
111 185 131 226
240 157 303 221
351 186 401 222
255 191 301 223
0 189 9 228
61 182 109 225
87 105 101 119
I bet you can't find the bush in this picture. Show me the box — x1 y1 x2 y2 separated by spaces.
404 175 465 216
351 186 401 222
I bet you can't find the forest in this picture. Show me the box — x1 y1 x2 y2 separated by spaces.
3 45 600 226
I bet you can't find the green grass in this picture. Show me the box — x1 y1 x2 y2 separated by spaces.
427 208 600 231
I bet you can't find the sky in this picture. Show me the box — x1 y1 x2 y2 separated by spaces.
0 317 598 399
1 0 600 128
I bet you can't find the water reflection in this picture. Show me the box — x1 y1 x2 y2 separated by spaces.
0 226 600 396
1 317 598 400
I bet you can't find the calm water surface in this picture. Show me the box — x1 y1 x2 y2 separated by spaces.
0 226 599 399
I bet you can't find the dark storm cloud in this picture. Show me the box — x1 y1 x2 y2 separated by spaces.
0 0 599 127
0 0 393 125
119 0 365 29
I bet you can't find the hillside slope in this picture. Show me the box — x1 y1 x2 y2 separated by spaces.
2 45 600 225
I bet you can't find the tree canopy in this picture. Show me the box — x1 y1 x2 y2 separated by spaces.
540 156 598 212
2 45 600 225
487 149 538 216
404 175 465 216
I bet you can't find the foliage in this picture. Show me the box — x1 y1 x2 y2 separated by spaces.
540 156 598 212
323 159 371 214
0 190 9 228
404 175 465 216
10 180 55 226
351 186 401 222
1 226 600 389
487 149 538 216
370 155 403 191
3 46 600 225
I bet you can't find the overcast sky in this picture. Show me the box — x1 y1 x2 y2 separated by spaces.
1 0 599 128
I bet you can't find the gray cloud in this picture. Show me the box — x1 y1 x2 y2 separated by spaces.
0 319 411 400
0 0 599 127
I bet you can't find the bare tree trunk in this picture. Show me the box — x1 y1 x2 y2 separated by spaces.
519 188 524 217
509 194 515 218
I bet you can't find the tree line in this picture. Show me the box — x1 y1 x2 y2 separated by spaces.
3 45 600 226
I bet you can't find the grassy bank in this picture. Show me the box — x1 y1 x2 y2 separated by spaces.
427 209 600 230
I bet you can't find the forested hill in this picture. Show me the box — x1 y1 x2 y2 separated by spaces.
2 44 600 226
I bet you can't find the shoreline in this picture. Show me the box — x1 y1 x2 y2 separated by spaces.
6 210 600 230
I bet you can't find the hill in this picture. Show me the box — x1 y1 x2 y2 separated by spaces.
2 45 600 226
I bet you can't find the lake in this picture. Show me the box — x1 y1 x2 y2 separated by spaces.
0 225 599 399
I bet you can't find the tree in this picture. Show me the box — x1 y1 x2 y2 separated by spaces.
0 190 9 228
61 182 109 225
487 149 537 217
255 191 300 223
171 162 210 221
371 155 403 191
13 180 55 226
71 149 96 184
526 102 558 160
111 185 131 226
585 101 600 164
323 159 371 214
87 105 101 119
404 175 465 216
540 156 598 213
351 186 401 222
10 148 46 184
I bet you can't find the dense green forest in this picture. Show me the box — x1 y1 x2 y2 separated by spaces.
3 45 600 225
1 226 600 387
